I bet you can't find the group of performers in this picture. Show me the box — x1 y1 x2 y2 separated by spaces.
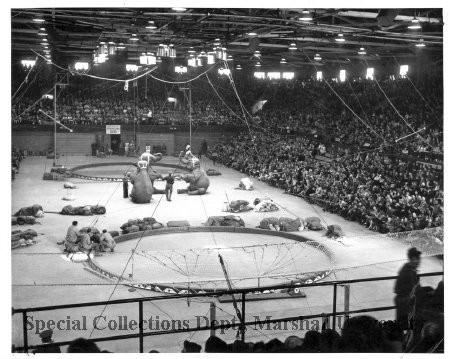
122 144 198 202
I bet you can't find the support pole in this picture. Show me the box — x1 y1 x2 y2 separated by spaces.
209 302 216 337
53 80 57 166
189 86 192 147
138 301 144 353
344 284 350 322
332 283 337 331
241 293 246 342
22 311 28 353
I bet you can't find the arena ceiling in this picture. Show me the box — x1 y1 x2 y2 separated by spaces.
11 8 443 68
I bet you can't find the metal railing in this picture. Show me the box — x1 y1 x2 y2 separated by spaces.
12 271 443 353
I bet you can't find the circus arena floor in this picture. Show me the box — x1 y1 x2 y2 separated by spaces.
11 154 443 353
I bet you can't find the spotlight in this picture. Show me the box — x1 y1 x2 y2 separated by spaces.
21 59 36 68
335 33 346 42
146 21 157 30
299 10 313 21
126 64 140 72
408 17 421 30
74 62 89 71
415 39 426 47
357 47 366 55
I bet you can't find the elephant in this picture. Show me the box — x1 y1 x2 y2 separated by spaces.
129 160 165 203
177 157 210 195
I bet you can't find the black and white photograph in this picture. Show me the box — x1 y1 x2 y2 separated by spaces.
7 2 446 355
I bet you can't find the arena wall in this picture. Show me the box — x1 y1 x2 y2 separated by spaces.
11 130 236 155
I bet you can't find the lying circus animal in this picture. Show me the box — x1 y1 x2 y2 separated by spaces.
325 224 345 238
258 217 306 232
12 216 40 225
14 204 44 218
206 168 222 176
204 215 245 227
177 157 210 195
305 217 324 231
120 217 164 234
11 229 38 249
222 200 252 213
253 198 279 212
129 162 165 203
60 204 106 215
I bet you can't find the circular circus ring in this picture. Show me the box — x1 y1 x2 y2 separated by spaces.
68 162 187 182
85 227 336 295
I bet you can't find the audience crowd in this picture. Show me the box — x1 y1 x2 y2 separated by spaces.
210 130 443 234
12 74 443 156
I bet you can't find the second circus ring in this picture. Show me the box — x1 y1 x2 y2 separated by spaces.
68 162 188 182
85 227 336 299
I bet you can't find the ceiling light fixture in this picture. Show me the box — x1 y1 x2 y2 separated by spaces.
227 55 233 61
188 47 195 53
288 43 297 50
236 64 242 70
21 59 36 68
146 21 157 30
116 43 126 50
172 7 187 12
255 61 261 67
415 39 426 47
358 47 366 55
299 10 313 21
335 33 346 42
126 64 140 72
129 34 139 41
33 16 45 23
408 17 421 30
247 32 258 36
280 58 287 64
314 53 322 61
253 50 261 58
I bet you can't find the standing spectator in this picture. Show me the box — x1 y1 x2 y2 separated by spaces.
394 247 422 332
122 173 129 198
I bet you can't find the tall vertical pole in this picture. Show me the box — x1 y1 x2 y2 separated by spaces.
332 283 337 331
53 80 57 167
209 302 216 337
134 81 137 146
189 86 192 147
344 284 350 323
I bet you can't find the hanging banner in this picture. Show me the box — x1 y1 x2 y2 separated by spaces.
106 125 121 134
